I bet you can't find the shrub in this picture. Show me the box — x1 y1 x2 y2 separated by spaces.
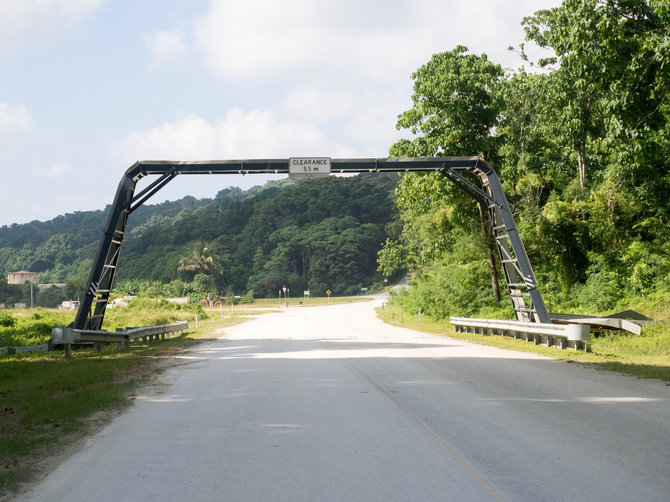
0 311 70 346
0 310 16 327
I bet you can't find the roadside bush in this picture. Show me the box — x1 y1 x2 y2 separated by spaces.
622 241 670 294
102 297 201 331
0 310 16 327
0 310 73 347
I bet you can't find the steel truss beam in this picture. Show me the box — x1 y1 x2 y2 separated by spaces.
73 157 549 330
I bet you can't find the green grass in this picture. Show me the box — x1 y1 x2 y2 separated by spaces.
0 351 145 495
0 310 77 347
376 304 670 382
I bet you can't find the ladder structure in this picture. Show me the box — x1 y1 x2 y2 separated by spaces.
442 161 549 323
72 157 550 330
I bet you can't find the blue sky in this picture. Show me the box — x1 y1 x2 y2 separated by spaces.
0 0 559 227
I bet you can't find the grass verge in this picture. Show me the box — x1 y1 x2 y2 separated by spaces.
376 305 670 383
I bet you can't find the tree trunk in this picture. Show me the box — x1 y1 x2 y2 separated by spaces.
478 203 501 303
577 141 587 221
577 142 586 190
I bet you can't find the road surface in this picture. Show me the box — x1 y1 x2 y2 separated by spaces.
20 298 670 501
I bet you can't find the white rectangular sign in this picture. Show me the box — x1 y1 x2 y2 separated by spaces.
288 157 331 177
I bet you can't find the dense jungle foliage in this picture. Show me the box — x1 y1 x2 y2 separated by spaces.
380 0 670 320
0 174 398 307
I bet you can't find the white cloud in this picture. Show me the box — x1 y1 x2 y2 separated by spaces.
33 162 71 178
149 0 560 160
343 89 408 145
0 103 32 134
144 30 188 69
115 109 354 163
278 84 411 145
280 87 355 121
193 0 424 81
0 0 105 49
193 0 560 82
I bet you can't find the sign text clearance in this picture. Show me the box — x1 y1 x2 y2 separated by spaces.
288 157 331 178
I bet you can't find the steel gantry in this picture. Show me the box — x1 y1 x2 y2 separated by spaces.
72 157 550 331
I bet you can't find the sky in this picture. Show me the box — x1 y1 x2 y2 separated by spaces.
0 0 561 227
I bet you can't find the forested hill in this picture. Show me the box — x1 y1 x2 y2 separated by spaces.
0 174 399 304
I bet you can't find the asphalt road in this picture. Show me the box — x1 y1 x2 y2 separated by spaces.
20 298 670 501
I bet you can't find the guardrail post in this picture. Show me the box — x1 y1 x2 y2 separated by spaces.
115 328 124 351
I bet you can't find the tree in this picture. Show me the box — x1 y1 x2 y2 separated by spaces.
36 285 67 308
390 45 504 160
389 46 505 301
177 242 222 281
517 0 670 290
64 274 87 300
522 0 670 189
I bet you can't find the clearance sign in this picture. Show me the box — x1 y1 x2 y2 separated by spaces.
288 157 331 177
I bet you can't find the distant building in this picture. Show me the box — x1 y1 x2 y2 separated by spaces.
7 271 38 285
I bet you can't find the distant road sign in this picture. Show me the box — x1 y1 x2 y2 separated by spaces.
326 289 331 296
289 157 331 177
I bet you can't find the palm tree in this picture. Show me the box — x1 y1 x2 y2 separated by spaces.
178 242 222 278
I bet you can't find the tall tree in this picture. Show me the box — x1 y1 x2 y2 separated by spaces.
522 0 670 189
390 45 503 160
388 46 505 301
177 242 222 280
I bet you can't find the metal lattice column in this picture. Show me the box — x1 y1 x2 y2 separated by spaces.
475 166 550 323
74 175 136 330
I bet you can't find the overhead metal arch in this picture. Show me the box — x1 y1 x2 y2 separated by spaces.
73 157 550 331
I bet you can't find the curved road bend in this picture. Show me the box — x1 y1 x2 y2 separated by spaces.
21 299 670 501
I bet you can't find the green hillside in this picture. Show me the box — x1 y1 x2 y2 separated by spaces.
0 174 399 306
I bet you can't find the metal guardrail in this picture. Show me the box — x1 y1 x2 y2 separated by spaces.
0 342 50 355
450 317 590 351
52 320 188 357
